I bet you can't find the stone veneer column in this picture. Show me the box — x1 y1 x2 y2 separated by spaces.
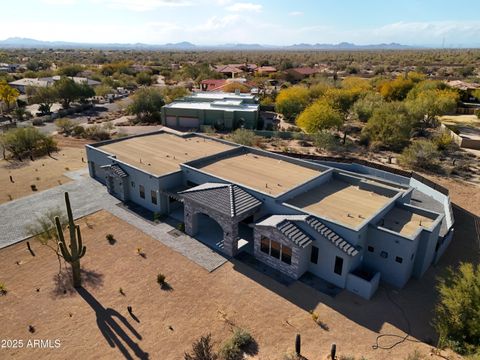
222 222 239 257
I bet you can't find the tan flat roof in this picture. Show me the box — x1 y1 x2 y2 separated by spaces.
196 153 321 196
380 207 435 237
288 179 394 227
98 133 233 176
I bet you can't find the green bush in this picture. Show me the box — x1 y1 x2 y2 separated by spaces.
71 125 85 137
399 140 441 170
475 109 480 119
433 130 454 151
312 131 338 151
230 128 255 146
177 222 185 232
219 339 241 360
106 234 115 244
434 263 480 356
157 273 166 285
83 125 110 141
184 334 218 360
230 328 253 349
0 282 7 296
218 328 254 360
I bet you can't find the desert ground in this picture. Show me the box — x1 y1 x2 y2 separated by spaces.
0 200 473 359
0 136 89 204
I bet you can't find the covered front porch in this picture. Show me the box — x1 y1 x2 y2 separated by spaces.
177 183 262 257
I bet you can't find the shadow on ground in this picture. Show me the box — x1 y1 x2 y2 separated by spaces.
232 203 480 346
77 287 149 360
52 267 104 297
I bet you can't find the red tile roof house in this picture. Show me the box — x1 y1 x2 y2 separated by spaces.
286 67 321 81
200 79 255 92
255 66 277 75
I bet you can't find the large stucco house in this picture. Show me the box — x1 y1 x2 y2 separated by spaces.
86 130 454 299
161 92 259 130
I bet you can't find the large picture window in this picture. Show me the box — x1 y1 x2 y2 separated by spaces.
259 237 292 266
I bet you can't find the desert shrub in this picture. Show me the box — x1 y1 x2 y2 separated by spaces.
55 118 75 134
184 334 217 360
219 328 254 360
30 184 38 191
230 328 253 349
219 340 241 360
0 282 7 295
177 222 185 232
106 234 115 244
32 118 44 126
71 125 85 137
434 263 480 356
312 131 338 151
157 273 166 285
230 128 255 146
433 130 454 151
83 125 110 141
1 127 57 160
399 140 441 170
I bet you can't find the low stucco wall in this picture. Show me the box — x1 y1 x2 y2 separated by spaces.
346 271 381 300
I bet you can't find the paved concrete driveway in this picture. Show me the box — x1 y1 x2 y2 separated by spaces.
0 173 226 272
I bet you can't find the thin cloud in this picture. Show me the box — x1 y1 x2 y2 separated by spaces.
289 11 303 16
226 2 262 12
90 0 193 11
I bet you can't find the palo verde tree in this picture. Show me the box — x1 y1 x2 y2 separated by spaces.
55 192 86 288
0 81 20 113
275 85 310 122
296 99 343 133
434 263 480 356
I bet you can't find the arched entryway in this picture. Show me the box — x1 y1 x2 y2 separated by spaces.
191 212 225 251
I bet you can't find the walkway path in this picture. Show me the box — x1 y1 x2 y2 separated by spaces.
0 171 227 272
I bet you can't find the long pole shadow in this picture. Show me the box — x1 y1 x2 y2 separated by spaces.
76 287 149 360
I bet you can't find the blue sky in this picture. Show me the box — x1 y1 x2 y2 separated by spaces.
2 0 480 46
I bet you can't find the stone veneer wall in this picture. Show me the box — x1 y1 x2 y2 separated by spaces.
254 227 303 279
184 200 259 257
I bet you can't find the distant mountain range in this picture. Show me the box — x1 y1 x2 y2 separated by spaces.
0 37 420 50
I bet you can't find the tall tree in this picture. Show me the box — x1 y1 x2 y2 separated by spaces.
296 100 343 133
275 86 310 122
31 86 57 115
434 263 480 356
0 81 20 113
128 88 165 123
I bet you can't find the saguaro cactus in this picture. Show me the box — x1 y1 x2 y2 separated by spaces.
55 192 86 288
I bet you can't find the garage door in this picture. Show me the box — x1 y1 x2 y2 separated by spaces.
166 116 177 127
178 117 200 129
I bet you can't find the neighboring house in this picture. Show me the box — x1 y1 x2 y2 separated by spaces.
161 91 259 130
446 80 480 102
286 67 320 81
255 66 277 75
0 63 20 73
8 76 101 94
200 78 255 92
200 79 227 92
86 130 454 300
